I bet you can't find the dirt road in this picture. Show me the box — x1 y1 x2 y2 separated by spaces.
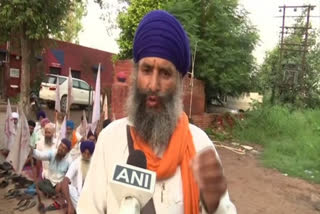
219 146 320 214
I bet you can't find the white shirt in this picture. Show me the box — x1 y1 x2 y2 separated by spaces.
36 136 58 178
66 156 84 195
77 118 236 214
33 149 72 186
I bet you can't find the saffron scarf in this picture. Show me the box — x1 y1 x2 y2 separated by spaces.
71 131 78 148
130 112 199 214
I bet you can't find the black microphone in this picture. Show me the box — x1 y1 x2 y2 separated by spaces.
127 150 147 169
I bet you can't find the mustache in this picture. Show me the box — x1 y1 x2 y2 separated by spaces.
138 88 167 97
137 88 173 104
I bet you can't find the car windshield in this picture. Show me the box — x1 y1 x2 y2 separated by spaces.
43 75 66 85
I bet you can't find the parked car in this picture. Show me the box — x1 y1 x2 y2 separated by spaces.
225 92 263 112
208 92 263 114
39 74 94 110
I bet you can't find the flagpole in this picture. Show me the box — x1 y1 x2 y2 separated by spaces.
189 41 197 119
67 67 72 120
91 63 101 133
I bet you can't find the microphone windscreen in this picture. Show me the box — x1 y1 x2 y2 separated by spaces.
127 150 147 169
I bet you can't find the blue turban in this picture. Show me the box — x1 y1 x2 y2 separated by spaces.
66 120 74 130
133 10 190 76
80 141 95 155
37 111 46 120
61 138 71 151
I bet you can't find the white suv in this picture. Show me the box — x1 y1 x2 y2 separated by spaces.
39 74 94 110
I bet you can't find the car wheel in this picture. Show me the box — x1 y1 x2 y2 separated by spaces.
61 95 67 112
47 102 54 109
79 105 87 110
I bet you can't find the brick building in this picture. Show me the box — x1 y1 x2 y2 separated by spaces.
0 40 114 98
0 40 217 129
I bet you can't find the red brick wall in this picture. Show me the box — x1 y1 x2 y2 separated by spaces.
111 83 129 119
45 40 114 89
113 60 133 84
183 77 205 115
191 113 216 130
1 40 115 98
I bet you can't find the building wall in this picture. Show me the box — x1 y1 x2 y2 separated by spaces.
44 40 114 89
0 39 115 98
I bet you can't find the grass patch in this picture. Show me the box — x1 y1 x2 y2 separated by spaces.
233 105 320 183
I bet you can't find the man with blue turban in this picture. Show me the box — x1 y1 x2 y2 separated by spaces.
34 110 47 134
32 138 72 197
78 10 236 214
56 140 95 214
66 120 82 161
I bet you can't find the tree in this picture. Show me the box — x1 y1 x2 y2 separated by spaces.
0 0 87 114
116 0 167 60
258 12 320 108
54 0 88 44
115 0 258 103
165 0 259 103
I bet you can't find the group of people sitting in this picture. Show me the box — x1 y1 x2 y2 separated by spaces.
2 110 111 213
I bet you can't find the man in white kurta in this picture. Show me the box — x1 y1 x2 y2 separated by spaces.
56 141 95 214
78 119 236 214
78 10 236 214
33 138 72 197
36 123 58 178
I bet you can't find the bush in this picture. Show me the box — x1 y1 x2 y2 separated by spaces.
233 105 320 183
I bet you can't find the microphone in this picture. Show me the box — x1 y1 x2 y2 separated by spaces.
110 150 156 214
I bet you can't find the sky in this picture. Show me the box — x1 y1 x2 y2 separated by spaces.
78 0 320 64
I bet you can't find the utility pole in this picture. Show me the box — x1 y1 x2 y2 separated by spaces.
277 5 315 103
301 5 311 93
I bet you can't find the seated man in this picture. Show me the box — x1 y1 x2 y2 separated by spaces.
0 112 20 157
28 120 37 148
86 131 97 144
55 112 66 135
32 138 72 197
66 120 82 160
56 141 95 214
36 123 58 179
35 110 47 134
34 118 51 146
76 116 91 139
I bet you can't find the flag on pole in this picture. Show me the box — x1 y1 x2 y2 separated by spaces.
55 77 61 112
4 99 14 150
57 116 67 148
79 110 89 138
103 94 108 119
66 68 74 115
6 109 31 174
91 63 101 132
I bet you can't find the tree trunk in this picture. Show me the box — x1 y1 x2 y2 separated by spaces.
20 25 31 116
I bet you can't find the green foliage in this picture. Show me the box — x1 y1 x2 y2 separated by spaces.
30 71 45 96
53 0 87 43
0 0 87 114
117 0 167 59
116 0 259 101
9 95 20 104
258 10 320 108
0 0 80 42
205 128 213 135
167 0 259 100
233 105 320 183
